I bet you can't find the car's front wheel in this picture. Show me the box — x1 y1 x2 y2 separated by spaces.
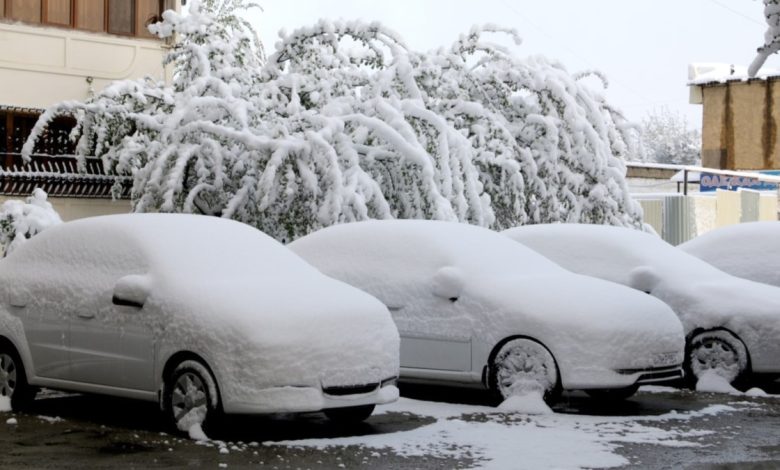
489 337 560 404
0 343 36 411
686 329 749 387
164 360 222 436
324 404 375 423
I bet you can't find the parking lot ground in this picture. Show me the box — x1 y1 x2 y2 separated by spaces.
0 383 778 469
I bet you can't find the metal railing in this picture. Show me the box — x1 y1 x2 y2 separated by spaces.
626 162 780 195
0 153 131 199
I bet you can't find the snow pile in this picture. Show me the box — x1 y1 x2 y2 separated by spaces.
0 396 10 412
503 224 780 377
497 392 553 415
689 63 780 85
0 188 62 256
6 417 17 425
679 222 780 288
268 397 740 470
24 1 644 242
695 373 775 397
695 371 741 394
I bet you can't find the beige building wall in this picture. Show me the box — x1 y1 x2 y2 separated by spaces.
699 78 780 170
0 195 131 222
0 21 171 108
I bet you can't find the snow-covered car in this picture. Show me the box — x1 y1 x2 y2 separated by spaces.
0 214 399 431
289 220 685 403
679 221 780 288
503 223 780 388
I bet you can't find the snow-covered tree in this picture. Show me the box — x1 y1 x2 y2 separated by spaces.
640 108 701 165
0 189 63 256
749 0 780 78
23 0 644 242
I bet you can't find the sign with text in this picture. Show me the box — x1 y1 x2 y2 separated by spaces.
700 170 780 192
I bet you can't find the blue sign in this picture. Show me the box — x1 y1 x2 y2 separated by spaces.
700 170 780 192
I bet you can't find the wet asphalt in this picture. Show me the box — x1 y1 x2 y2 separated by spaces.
0 383 778 469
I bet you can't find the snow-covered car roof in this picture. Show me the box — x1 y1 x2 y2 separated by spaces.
290 219 565 278
502 223 727 285
679 222 780 288
5 213 315 280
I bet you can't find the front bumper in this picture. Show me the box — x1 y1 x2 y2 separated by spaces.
618 364 684 385
223 379 399 415
564 363 684 390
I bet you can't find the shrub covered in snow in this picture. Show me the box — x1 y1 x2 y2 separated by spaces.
23 0 644 241
0 189 63 256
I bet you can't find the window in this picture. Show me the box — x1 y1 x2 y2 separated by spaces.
1 109 76 169
2 0 164 39
45 0 72 26
9 0 42 23
107 0 134 35
75 0 104 31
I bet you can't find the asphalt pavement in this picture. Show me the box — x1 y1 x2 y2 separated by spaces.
0 383 778 469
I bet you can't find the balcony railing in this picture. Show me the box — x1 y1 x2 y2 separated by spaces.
0 153 131 199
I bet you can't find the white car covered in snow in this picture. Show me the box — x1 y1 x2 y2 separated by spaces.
503 223 780 388
0 214 399 431
290 220 685 403
679 221 780 289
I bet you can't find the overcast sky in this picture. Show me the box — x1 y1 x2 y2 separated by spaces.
246 0 777 129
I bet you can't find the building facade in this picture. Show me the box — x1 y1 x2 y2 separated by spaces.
0 0 180 219
689 65 780 171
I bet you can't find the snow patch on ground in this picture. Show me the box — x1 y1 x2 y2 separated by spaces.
745 388 770 397
268 398 739 469
6 417 17 425
0 396 10 412
37 415 64 424
497 392 553 415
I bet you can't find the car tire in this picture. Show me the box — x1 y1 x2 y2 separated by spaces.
164 360 222 436
0 343 37 411
489 337 560 404
685 330 749 388
324 404 375 423
585 384 639 401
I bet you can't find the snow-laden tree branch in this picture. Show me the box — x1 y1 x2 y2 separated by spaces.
0 189 63 256
749 0 780 78
23 0 644 242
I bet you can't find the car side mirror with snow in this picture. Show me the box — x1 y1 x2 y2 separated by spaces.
432 266 465 302
628 266 661 295
113 274 152 309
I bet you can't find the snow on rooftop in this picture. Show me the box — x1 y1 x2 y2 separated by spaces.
688 62 780 86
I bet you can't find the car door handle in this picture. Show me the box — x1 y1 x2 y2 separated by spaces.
77 311 96 319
